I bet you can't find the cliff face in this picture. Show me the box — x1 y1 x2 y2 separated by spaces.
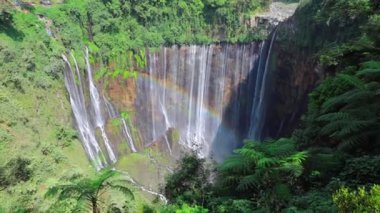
260 0 376 139
261 16 325 138
109 44 266 161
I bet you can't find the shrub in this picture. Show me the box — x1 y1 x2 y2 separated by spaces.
333 185 380 213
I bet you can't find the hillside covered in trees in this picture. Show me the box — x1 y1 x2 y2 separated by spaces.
0 0 379 212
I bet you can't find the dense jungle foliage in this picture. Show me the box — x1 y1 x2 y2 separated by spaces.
162 0 380 212
0 0 380 212
0 0 270 211
34 0 270 60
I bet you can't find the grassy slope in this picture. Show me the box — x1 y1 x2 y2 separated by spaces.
0 0 277 211
0 7 154 212
0 8 93 211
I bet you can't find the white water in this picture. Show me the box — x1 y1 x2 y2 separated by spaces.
63 48 140 169
137 43 261 159
117 170 168 204
248 30 278 140
103 96 137 153
64 40 276 165
84 47 117 163
62 54 105 170
121 119 137 153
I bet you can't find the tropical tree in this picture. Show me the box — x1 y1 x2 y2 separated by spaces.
46 169 134 213
164 152 212 206
216 138 307 211
296 61 380 152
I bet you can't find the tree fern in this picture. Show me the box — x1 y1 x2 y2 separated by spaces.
301 61 380 151
46 169 134 212
217 139 308 205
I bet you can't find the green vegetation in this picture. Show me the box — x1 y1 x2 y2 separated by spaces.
46 169 134 212
333 185 380 213
1 0 380 212
216 139 307 211
162 0 380 212
34 0 269 61
164 153 212 206
0 157 32 190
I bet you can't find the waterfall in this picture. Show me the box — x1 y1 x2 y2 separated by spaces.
63 48 138 169
62 54 106 170
103 96 137 153
64 37 277 165
84 47 117 163
138 43 263 159
248 30 278 140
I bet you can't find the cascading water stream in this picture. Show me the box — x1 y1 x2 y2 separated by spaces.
103 96 137 153
63 47 140 169
248 30 278 140
84 47 117 163
62 54 105 170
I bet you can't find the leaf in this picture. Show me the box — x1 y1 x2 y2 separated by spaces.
257 157 278 169
356 68 380 80
337 74 366 89
237 174 259 191
108 183 135 200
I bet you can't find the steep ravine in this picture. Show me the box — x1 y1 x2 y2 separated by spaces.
61 1 303 168
60 0 303 196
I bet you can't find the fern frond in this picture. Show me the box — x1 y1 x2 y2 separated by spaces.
286 151 308 164
280 162 304 177
322 89 373 113
356 68 380 80
320 120 348 136
262 138 296 157
237 174 260 191
222 175 241 185
337 74 365 89
219 155 251 174
108 183 134 200
257 157 279 169
360 61 380 69
317 112 352 122
237 147 265 163
338 134 367 151
332 119 376 139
